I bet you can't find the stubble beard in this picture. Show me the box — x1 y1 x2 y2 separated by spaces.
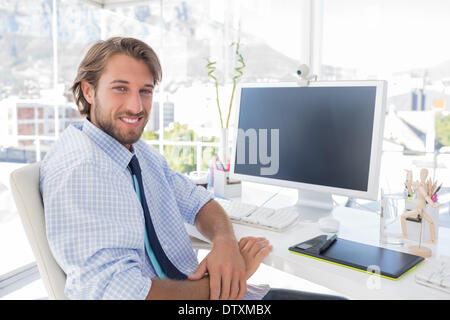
93 95 148 147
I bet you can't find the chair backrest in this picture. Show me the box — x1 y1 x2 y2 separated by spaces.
9 162 68 300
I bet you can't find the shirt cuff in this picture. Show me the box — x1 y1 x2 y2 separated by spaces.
243 283 271 300
187 186 214 225
102 269 153 300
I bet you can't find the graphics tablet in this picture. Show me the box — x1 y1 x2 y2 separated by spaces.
289 236 424 279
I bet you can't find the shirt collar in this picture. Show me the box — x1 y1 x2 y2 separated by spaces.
81 117 134 170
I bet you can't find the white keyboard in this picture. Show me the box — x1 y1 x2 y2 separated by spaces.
215 198 298 232
415 256 450 294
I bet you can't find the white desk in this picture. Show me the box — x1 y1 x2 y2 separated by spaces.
187 182 450 300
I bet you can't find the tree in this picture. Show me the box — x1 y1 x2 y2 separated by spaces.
143 122 218 173
435 113 450 146
163 123 196 173
142 130 159 140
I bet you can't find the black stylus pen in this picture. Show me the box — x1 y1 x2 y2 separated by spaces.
319 234 337 254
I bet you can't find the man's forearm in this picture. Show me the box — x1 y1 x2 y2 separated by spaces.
194 199 236 242
145 277 210 300
190 199 247 300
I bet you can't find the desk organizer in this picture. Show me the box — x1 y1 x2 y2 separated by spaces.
213 170 241 198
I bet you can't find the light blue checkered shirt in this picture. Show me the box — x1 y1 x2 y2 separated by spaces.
40 118 269 300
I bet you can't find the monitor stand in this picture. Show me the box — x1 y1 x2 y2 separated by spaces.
281 189 334 222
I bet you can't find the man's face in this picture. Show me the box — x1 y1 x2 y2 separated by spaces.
82 54 154 150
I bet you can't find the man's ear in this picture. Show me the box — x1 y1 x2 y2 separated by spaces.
80 80 95 105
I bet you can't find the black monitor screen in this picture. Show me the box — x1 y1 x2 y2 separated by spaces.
234 86 377 191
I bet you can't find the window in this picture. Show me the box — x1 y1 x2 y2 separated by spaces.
322 0 450 196
0 0 310 294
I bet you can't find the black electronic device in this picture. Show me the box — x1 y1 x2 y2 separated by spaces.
289 235 424 279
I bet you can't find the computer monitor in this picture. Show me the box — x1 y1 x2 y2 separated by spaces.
229 81 387 221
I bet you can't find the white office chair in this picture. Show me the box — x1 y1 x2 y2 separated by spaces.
9 162 68 300
9 162 211 300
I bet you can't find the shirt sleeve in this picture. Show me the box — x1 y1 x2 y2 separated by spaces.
161 157 214 225
42 161 152 300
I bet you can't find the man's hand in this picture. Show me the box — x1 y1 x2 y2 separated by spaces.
238 237 273 279
188 235 247 300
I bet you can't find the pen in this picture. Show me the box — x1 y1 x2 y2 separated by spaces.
432 194 437 203
216 159 225 171
432 183 442 198
214 154 226 171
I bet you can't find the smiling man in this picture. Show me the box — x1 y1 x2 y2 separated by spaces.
39 37 273 300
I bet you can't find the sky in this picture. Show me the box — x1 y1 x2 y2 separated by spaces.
217 0 450 76
208 0 306 62
238 0 306 62
322 0 450 74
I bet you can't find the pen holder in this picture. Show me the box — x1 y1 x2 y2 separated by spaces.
214 170 241 198
405 198 416 211
404 203 439 243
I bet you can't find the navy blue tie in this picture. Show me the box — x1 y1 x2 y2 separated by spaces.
128 155 186 280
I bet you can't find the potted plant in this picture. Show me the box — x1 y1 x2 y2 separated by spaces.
206 40 246 168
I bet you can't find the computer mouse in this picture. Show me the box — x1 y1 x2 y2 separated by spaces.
318 217 340 233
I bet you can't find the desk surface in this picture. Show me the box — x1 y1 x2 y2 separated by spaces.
186 182 450 300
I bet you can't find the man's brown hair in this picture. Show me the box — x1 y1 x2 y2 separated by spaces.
71 37 162 116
